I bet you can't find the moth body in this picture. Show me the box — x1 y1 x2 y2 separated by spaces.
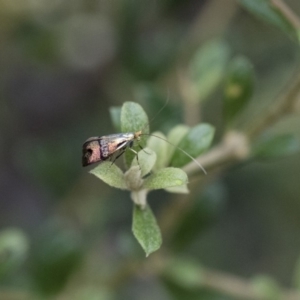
82 131 142 167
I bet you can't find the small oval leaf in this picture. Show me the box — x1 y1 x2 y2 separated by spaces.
131 147 157 177
147 131 168 170
238 0 298 39
224 56 255 123
189 39 230 102
132 204 162 256
252 134 300 159
121 102 149 167
166 125 190 164
90 162 127 189
170 124 215 168
143 167 188 190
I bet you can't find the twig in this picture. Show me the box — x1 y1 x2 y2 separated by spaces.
200 268 300 300
271 0 300 30
246 71 300 140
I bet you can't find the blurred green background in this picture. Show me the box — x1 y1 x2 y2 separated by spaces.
1 0 300 299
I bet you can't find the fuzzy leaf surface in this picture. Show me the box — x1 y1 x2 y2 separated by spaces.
121 102 149 167
131 147 156 177
147 131 168 170
132 205 162 256
143 167 188 190
90 162 127 189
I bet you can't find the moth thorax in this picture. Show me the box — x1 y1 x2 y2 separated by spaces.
134 131 142 140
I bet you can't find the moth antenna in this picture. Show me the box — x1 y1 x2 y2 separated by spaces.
141 133 207 175
140 90 170 132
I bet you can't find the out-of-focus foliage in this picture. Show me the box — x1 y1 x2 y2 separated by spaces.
224 56 255 124
1 0 300 299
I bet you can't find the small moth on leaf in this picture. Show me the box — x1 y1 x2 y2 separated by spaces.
82 102 207 174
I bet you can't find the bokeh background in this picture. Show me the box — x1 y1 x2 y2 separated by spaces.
1 0 300 299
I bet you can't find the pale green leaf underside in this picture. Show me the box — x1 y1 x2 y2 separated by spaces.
132 205 162 256
165 184 189 194
147 131 169 170
121 102 149 167
143 167 188 190
131 147 156 177
90 162 127 190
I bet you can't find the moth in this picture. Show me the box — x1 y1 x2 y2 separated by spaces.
82 104 206 174
82 131 142 167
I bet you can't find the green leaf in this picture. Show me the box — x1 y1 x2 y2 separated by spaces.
165 258 203 288
124 166 143 191
224 56 255 123
90 162 127 189
143 167 188 190
0 228 29 278
165 184 189 194
170 124 215 168
131 147 157 177
109 106 122 131
166 125 190 164
238 0 298 39
252 275 281 300
252 134 300 159
121 102 149 167
130 190 148 208
189 39 230 102
147 131 169 170
132 204 162 256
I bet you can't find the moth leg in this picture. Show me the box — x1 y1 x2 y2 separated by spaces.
110 149 126 166
128 148 141 169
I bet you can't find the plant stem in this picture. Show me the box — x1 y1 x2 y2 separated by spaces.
271 0 300 30
246 71 300 140
198 268 299 300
